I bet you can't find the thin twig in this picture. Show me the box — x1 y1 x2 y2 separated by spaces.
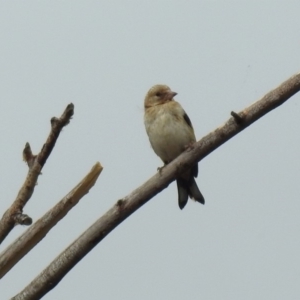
11 73 300 300
0 104 74 244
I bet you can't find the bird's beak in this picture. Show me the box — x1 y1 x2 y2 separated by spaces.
165 91 177 100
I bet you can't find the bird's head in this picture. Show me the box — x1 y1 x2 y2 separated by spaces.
144 85 177 109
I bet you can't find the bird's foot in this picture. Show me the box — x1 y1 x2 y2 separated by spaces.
157 163 168 175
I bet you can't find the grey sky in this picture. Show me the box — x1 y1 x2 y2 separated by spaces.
0 1 300 299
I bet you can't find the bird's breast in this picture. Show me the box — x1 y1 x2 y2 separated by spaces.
144 104 194 163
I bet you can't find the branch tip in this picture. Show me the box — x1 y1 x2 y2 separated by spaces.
13 213 32 226
116 199 125 207
23 142 36 168
50 117 59 127
22 143 32 161
231 111 244 124
60 103 74 126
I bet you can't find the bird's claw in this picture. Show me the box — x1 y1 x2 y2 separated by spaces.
157 163 168 175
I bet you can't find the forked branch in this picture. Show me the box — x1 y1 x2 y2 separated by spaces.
0 104 74 244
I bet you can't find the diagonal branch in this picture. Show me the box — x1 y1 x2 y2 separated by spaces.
0 162 102 279
11 73 300 300
0 104 74 244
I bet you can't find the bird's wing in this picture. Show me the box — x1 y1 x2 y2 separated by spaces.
183 110 198 178
183 111 193 129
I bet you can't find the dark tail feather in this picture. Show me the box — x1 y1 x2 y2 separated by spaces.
188 177 205 205
176 177 205 210
176 179 189 210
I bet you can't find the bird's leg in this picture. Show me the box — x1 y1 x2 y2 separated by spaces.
157 162 168 175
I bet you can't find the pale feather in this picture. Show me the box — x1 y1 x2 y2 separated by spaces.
144 100 196 163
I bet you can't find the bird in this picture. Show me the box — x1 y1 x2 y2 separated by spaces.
144 84 205 209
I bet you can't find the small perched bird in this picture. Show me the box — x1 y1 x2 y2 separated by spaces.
144 84 205 209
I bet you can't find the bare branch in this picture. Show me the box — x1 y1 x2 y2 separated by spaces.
0 104 74 244
11 73 300 300
0 162 102 279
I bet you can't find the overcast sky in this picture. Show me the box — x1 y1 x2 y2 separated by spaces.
1 1 300 299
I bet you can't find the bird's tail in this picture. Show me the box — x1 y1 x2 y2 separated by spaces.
176 177 205 210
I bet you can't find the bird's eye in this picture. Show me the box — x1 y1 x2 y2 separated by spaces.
155 92 162 97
